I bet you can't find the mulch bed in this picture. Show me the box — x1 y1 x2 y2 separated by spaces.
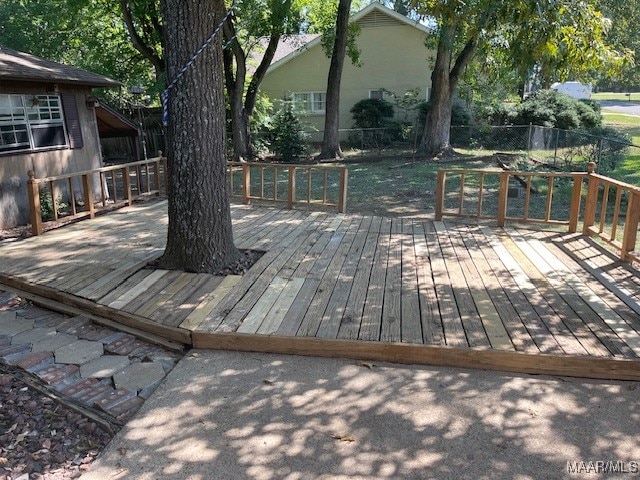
0 371 114 480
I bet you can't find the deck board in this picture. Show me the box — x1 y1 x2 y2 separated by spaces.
2 200 640 380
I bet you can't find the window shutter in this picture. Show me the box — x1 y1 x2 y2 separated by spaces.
61 93 84 149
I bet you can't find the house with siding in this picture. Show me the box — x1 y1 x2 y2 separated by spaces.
0 47 123 229
259 3 433 140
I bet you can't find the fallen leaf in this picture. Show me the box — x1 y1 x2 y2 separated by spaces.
331 434 356 442
118 447 127 456
356 361 376 369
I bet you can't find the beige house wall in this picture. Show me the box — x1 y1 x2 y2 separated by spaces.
260 21 432 141
0 82 104 228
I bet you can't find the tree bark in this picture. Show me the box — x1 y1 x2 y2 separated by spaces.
159 0 240 273
417 22 476 158
317 0 351 160
223 5 289 162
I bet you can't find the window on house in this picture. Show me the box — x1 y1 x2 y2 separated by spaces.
0 94 68 154
292 92 326 114
369 90 384 100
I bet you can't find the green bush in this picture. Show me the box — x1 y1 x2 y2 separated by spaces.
510 90 602 130
270 102 307 162
350 98 394 129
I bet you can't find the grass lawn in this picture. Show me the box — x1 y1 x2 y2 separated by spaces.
592 92 640 102
602 112 640 185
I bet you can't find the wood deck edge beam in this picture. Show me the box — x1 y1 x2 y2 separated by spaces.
192 332 640 382
0 276 192 348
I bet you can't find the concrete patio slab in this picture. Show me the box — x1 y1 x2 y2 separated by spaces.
81 350 640 480
10 326 57 345
0 311 33 336
31 332 78 352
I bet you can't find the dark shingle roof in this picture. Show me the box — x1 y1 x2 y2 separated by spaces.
0 47 120 88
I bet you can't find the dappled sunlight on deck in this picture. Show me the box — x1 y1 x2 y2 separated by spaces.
1 199 639 380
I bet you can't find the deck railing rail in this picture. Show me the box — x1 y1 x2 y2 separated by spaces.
27 154 167 236
435 162 639 262
227 162 348 213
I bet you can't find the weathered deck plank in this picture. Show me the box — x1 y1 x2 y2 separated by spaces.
1 200 639 381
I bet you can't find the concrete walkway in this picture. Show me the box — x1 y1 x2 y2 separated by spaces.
82 350 640 480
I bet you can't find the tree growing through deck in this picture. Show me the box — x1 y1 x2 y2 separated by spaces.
158 0 240 273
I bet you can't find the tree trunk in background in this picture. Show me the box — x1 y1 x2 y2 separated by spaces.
417 23 476 158
317 0 351 160
158 0 240 273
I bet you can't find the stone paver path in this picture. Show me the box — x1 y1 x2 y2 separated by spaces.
0 290 184 422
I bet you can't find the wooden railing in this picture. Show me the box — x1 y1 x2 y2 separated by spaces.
28 155 167 235
227 162 348 213
435 162 640 262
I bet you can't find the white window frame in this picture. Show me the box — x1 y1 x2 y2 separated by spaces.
369 89 385 100
0 94 68 154
292 91 326 114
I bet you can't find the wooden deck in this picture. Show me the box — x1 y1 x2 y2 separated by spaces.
1 200 639 380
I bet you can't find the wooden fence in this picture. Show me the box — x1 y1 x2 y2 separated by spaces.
435 162 640 262
27 155 167 236
227 162 348 213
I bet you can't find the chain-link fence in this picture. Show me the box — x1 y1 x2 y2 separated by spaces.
449 124 638 174
251 124 639 170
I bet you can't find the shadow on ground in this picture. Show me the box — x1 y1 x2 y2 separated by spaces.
81 350 639 480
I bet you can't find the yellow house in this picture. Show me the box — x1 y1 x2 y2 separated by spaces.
260 3 433 141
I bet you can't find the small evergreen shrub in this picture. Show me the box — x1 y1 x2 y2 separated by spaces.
270 102 307 162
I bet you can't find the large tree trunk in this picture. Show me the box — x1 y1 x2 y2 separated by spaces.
417 23 476 159
158 0 240 273
317 0 351 160
417 24 455 158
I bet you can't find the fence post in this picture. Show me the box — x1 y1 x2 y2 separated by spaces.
620 190 640 261
121 166 132 205
527 123 533 152
287 166 296 209
497 171 509 228
568 174 584 233
81 173 95 219
242 164 251 204
553 128 559 166
152 160 160 195
435 170 446 221
338 167 348 213
27 171 43 236
582 162 599 235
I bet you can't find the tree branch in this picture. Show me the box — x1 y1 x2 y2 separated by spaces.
449 36 476 88
245 32 281 115
120 0 164 75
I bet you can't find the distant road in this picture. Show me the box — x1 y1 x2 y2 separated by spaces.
598 100 640 116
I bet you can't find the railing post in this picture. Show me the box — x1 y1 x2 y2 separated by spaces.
568 174 584 233
242 164 251 204
497 171 509 228
121 166 132 205
338 167 348 213
287 166 296 209
582 162 598 235
81 173 95 219
620 190 640 261
27 171 43 236
152 159 160 195
435 170 446 221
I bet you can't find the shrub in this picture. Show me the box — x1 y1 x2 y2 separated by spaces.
510 89 602 130
350 98 394 128
270 101 307 162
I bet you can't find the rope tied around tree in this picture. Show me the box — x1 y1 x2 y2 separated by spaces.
161 6 234 126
